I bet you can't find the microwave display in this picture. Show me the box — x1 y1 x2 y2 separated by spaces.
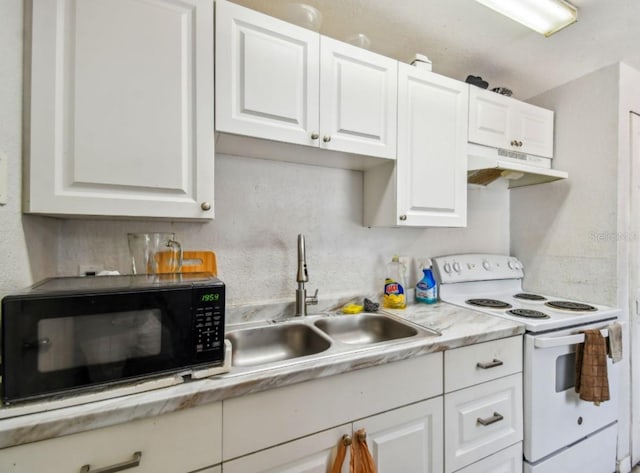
1 273 225 404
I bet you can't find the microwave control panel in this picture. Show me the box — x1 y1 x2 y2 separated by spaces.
193 287 225 355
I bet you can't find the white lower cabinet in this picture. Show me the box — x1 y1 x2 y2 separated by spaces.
223 399 443 473
354 398 444 473
444 336 524 473
223 424 352 473
0 402 222 473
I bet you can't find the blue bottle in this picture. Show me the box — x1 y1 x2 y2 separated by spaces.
416 260 438 304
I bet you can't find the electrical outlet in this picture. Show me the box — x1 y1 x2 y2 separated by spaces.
79 264 103 276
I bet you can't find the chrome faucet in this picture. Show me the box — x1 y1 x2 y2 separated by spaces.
295 234 318 316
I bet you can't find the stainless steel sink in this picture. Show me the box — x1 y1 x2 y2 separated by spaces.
314 313 418 345
225 323 331 367
224 312 438 374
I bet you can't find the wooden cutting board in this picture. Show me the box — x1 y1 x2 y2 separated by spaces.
180 250 217 275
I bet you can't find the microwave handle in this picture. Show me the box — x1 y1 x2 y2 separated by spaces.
534 328 608 349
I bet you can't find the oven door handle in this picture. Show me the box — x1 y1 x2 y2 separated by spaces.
534 328 608 349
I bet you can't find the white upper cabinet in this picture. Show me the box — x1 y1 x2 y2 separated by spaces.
25 0 215 220
215 0 320 146
364 64 468 227
215 0 397 163
319 36 398 158
468 86 554 158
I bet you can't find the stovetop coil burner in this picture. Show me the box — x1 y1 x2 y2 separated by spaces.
507 308 550 319
514 293 547 301
466 299 512 309
545 301 597 312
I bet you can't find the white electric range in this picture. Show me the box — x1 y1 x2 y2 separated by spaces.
432 254 621 473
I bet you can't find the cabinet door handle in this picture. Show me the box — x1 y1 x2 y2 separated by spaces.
323 135 332 143
477 412 504 426
476 358 503 369
310 132 320 140
80 451 142 473
200 202 211 211
399 215 407 221
510 140 518 146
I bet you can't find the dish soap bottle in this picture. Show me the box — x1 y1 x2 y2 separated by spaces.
383 255 407 309
416 259 438 304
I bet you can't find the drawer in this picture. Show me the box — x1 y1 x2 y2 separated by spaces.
0 402 222 473
455 443 522 473
223 352 443 460
444 373 523 473
445 336 522 392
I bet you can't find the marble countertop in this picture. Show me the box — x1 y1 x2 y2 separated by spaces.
0 302 524 450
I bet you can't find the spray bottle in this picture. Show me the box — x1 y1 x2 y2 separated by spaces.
416 259 438 304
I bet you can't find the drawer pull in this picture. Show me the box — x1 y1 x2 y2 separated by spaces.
476 358 504 369
477 412 504 426
80 451 142 473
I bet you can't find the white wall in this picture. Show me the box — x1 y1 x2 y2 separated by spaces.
56 155 510 306
511 64 621 305
0 0 59 298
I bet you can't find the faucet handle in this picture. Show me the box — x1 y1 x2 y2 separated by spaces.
306 289 319 306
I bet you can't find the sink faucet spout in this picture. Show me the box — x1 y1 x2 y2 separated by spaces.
295 234 318 316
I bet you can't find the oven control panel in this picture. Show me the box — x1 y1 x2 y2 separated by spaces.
432 254 524 284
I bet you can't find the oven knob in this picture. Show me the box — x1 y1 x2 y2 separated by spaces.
443 263 452 273
482 260 491 270
453 262 461 272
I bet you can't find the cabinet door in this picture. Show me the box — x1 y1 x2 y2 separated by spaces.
223 424 351 473
514 102 554 158
215 0 320 147
26 0 215 219
468 86 512 150
396 64 468 226
354 398 444 473
320 37 397 159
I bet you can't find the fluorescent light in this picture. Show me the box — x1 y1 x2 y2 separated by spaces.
475 0 578 37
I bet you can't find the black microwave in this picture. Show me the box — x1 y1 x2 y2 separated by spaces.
1 273 225 404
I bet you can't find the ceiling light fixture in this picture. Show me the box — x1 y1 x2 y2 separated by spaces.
474 0 578 37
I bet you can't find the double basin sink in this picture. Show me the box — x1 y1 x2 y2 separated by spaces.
225 312 440 374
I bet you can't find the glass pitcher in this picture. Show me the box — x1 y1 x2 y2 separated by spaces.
127 232 183 274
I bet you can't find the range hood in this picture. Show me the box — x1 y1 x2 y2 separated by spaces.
467 142 568 188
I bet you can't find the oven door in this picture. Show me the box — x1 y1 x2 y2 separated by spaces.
523 320 619 464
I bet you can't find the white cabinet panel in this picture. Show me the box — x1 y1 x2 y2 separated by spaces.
25 0 215 219
215 0 320 146
456 443 522 473
215 0 397 166
223 353 442 460
468 87 553 159
364 65 467 227
445 336 522 393
0 402 222 473
354 398 444 473
445 373 523 473
223 424 351 473
320 37 397 159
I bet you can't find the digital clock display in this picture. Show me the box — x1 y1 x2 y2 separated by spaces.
201 293 219 303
